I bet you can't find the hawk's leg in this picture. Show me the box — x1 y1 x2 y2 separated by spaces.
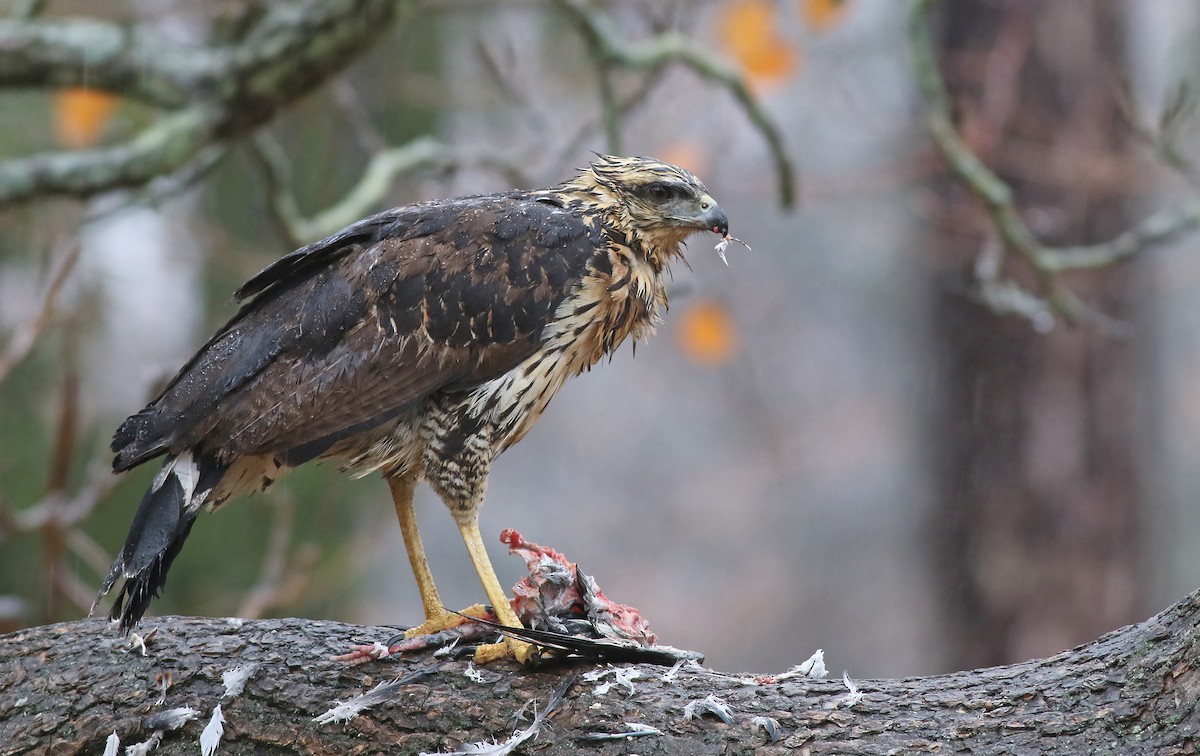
386 476 511 650
388 476 468 637
455 512 536 664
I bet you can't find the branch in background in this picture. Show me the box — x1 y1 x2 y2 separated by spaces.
235 496 307 624
557 0 796 209
1116 79 1200 191
476 30 666 169
0 108 228 209
251 133 528 246
593 56 622 153
0 0 403 208
9 0 46 20
331 79 390 156
911 0 1200 329
0 232 121 621
236 494 318 620
0 236 80 384
0 458 122 620
567 46 671 163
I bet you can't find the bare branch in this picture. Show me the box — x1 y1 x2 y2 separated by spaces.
557 0 795 209
252 133 527 245
0 236 81 384
236 495 316 620
911 0 1200 327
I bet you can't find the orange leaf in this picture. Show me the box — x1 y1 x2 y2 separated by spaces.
800 0 850 32
55 88 117 148
657 141 708 180
719 0 799 87
676 299 738 366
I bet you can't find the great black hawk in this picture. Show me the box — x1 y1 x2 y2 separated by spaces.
93 155 730 663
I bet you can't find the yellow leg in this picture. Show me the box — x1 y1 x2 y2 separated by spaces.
456 514 535 664
388 476 457 638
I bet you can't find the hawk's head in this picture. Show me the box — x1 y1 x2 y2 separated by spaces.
570 155 729 261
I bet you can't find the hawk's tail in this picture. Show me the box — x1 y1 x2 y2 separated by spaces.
92 451 227 634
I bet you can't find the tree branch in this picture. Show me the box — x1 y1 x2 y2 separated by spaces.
0 107 223 207
911 0 1200 327
3 587 1198 754
558 0 795 209
251 133 528 246
0 0 403 207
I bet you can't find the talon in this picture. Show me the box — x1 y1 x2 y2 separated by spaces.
473 637 537 665
402 604 491 640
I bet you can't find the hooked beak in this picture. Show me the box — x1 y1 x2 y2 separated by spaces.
698 194 729 236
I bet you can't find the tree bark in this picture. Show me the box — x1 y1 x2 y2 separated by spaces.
2 590 1198 755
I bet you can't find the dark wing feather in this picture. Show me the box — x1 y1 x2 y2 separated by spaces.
232 200 464 303
112 192 601 471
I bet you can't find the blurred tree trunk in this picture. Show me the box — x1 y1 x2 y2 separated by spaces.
931 0 1146 669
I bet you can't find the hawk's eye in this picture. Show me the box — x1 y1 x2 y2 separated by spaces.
647 183 672 202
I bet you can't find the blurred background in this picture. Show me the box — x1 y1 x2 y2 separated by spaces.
2 0 1199 678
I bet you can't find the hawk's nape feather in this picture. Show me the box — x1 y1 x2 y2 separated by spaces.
97 155 729 637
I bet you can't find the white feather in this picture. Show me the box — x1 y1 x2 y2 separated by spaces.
221 664 258 698
314 678 406 724
145 706 198 730
776 649 827 681
682 693 734 724
199 704 224 756
123 731 162 755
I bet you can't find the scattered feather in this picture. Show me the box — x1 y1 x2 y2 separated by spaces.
143 706 199 731
751 716 784 742
153 672 172 706
506 698 536 730
583 666 641 696
683 694 734 724
103 731 120 756
314 679 406 724
420 673 577 756
463 662 485 683
125 627 157 656
432 638 461 658
199 704 224 756
124 731 162 755
314 666 439 724
461 661 499 684
777 649 828 681
660 657 688 683
576 722 664 741
840 670 863 706
598 668 640 696
221 664 258 698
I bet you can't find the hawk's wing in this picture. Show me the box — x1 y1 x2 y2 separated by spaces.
112 193 601 471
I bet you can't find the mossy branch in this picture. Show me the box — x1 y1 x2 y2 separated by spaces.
0 0 402 208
